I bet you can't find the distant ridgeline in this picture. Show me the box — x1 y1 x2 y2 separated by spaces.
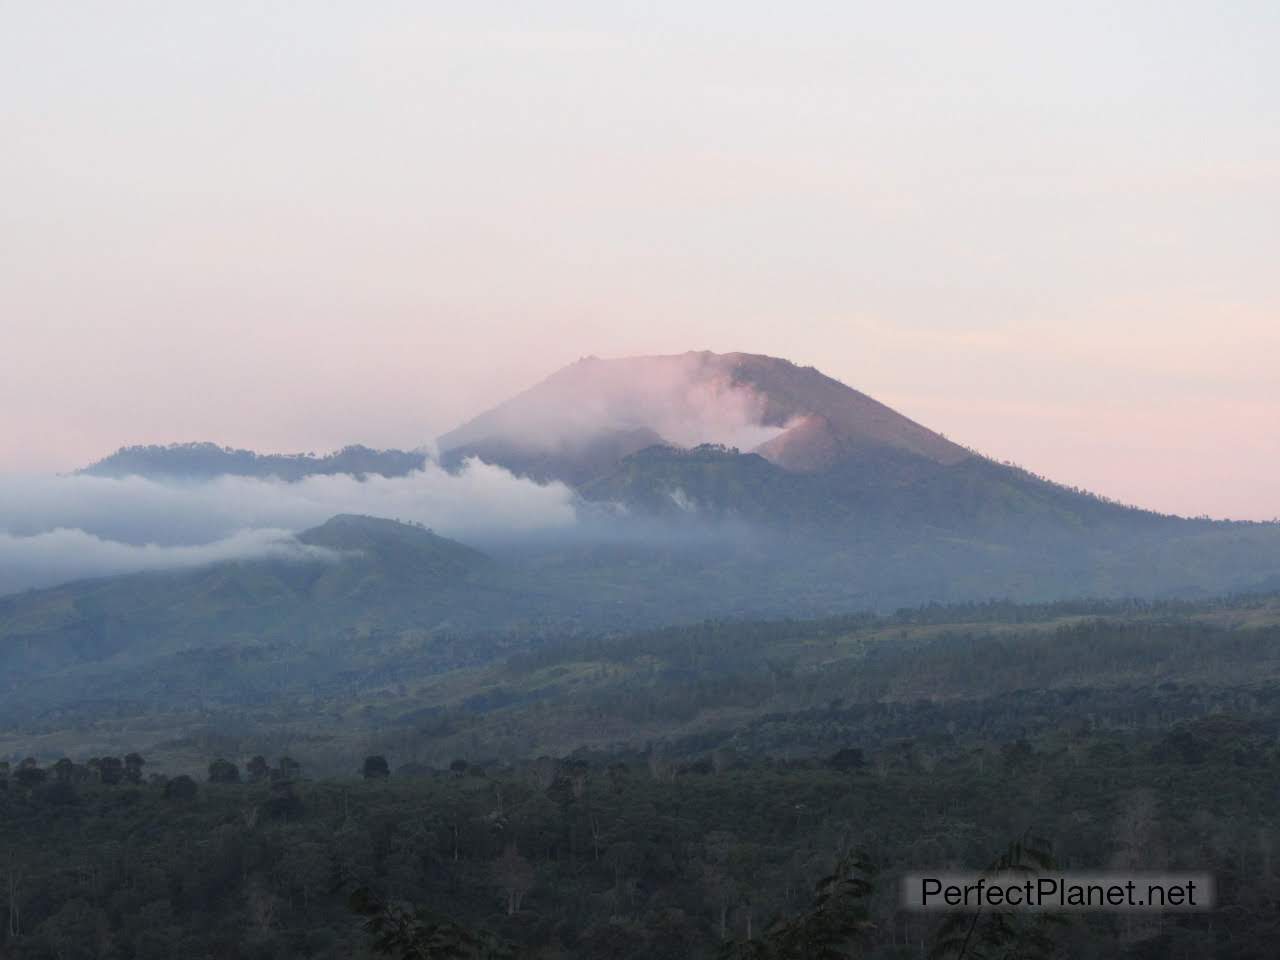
80 442 427 481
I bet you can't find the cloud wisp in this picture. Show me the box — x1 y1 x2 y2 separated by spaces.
0 527 331 596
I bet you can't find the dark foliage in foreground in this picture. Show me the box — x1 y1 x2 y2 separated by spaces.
2 708 1278 959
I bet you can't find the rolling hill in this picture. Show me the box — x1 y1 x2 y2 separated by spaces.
0 516 508 717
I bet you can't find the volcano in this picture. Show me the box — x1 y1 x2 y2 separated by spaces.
436 351 1196 533
438 351 969 483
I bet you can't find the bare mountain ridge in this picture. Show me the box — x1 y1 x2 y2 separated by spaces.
438 351 969 483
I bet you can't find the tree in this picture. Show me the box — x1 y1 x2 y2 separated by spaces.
208 758 241 783
266 780 304 820
647 745 673 782
530 756 559 791
607 762 630 794
124 752 145 784
277 756 302 780
279 838 329 911
350 887 513 958
6 853 25 939
363 755 391 780
14 764 47 789
719 850 877 960
827 748 865 772
245 874 279 937
703 831 741 939
712 748 738 774
1000 740 1035 774
98 756 124 785
929 833 1066 960
38 897 100 960
165 775 198 801
492 843 535 916
565 758 590 798
52 758 74 783
247 755 270 783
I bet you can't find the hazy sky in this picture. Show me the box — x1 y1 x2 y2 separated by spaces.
3 2 1277 520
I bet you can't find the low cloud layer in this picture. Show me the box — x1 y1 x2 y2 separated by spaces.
0 527 331 596
0 460 578 595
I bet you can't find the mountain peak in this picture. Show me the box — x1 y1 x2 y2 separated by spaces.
438 350 968 483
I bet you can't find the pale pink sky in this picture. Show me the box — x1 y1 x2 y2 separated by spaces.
2 3 1277 520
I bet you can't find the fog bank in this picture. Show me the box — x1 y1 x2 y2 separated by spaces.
0 459 578 594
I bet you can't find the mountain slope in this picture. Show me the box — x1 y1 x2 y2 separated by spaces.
579 440 1179 537
718 351 969 469
0 516 499 707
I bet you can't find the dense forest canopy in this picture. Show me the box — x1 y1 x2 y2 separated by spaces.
2 676 1277 957
3 595 1280 957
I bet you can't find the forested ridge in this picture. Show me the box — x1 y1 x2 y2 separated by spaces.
2 718 1277 959
80 444 427 482
4 597 1280 958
